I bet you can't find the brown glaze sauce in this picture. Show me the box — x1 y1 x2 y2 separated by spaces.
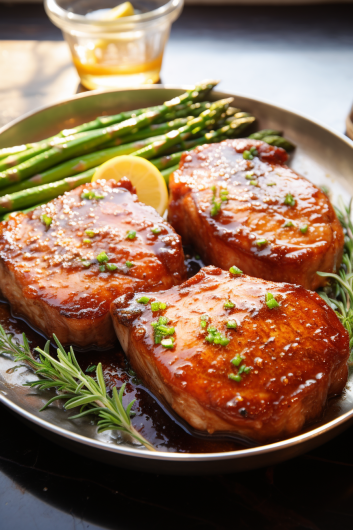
0 249 246 453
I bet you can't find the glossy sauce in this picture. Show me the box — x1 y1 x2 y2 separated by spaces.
0 251 245 453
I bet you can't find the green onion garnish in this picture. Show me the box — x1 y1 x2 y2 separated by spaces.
227 320 237 329
243 150 253 160
161 338 174 349
81 190 104 200
83 239 92 244
151 301 167 312
228 374 242 382
106 263 118 272
284 221 294 227
300 224 309 234
245 171 254 180
99 265 106 272
96 251 109 263
256 239 268 247
224 300 235 309
250 146 258 156
267 182 276 186
137 296 150 304
284 193 296 207
265 292 280 309
84 229 96 238
200 314 209 329
229 265 243 275
41 214 52 228
151 226 161 235
126 230 137 240
82 260 91 268
126 261 134 268
205 327 230 346
231 355 242 366
250 180 259 187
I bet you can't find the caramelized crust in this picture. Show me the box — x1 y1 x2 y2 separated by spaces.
0 179 187 348
168 140 344 290
111 266 349 442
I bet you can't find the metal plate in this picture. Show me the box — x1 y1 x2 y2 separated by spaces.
0 86 353 475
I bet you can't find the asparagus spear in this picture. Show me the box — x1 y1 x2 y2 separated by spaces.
133 98 233 160
161 164 179 185
248 129 282 140
0 169 96 214
0 144 32 162
151 151 184 171
261 135 295 152
1 135 166 196
0 81 218 190
0 132 92 171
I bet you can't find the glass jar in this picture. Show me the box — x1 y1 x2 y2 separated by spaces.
45 0 184 90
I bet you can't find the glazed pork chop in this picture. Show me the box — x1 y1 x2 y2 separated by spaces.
168 139 344 290
0 179 186 348
111 266 349 442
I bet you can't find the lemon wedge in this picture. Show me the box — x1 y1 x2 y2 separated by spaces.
92 155 169 216
100 2 134 20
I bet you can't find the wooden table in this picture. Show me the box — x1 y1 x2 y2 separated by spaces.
1 4 353 529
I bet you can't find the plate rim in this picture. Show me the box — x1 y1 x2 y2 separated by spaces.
1 84 353 464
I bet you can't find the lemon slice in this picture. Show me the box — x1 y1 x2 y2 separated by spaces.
92 155 169 216
100 2 134 20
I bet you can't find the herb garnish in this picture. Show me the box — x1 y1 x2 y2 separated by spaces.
256 239 268 247
205 327 230 346
200 314 209 329
152 316 175 347
126 261 135 268
317 198 353 363
81 190 104 200
224 300 235 309
97 251 109 263
137 296 150 304
300 224 309 234
41 214 52 228
85 229 96 238
265 292 280 309
151 301 167 312
229 265 243 275
126 230 137 240
284 193 296 207
226 320 237 329
0 327 154 450
151 226 161 235
284 221 294 228
229 355 252 382
85 364 97 373
243 146 258 160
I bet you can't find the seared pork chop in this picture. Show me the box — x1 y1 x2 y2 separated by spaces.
111 266 349 442
168 139 344 290
0 179 186 348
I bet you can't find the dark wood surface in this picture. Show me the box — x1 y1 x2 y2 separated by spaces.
1 4 353 529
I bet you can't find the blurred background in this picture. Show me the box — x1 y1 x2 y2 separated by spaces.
0 0 353 136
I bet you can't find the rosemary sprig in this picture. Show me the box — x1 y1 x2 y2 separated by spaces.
0 327 155 451
317 197 353 363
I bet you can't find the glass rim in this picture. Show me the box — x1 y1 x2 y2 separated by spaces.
44 0 184 27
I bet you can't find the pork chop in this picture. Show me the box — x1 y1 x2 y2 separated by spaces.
0 179 187 348
111 266 349 442
168 139 344 290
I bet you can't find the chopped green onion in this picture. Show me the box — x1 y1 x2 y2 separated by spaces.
154 335 162 345
83 239 92 244
265 292 280 308
99 265 106 272
200 314 209 329
267 182 276 186
227 320 237 329
245 171 254 180
224 300 235 309
231 355 243 366
81 190 104 200
84 229 96 237
300 224 309 234
205 326 230 346
250 146 258 156
229 265 243 275
82 260 91 268
243 150 253 160
126 230 137 240
229 373 242 382
210 200 222 217
96 251 109 263
151 226 161 235
41 214 52 228
161 338 174 349
284 221 294 228
151 301 167 312
250 180 259 187
238 364 252 375
256 239 268 247
158 316 168 325
284 193 296 207
126 261 135 268
106 263 118 272
137 296 150 304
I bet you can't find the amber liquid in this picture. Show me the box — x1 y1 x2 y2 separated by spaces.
73 51 163 90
